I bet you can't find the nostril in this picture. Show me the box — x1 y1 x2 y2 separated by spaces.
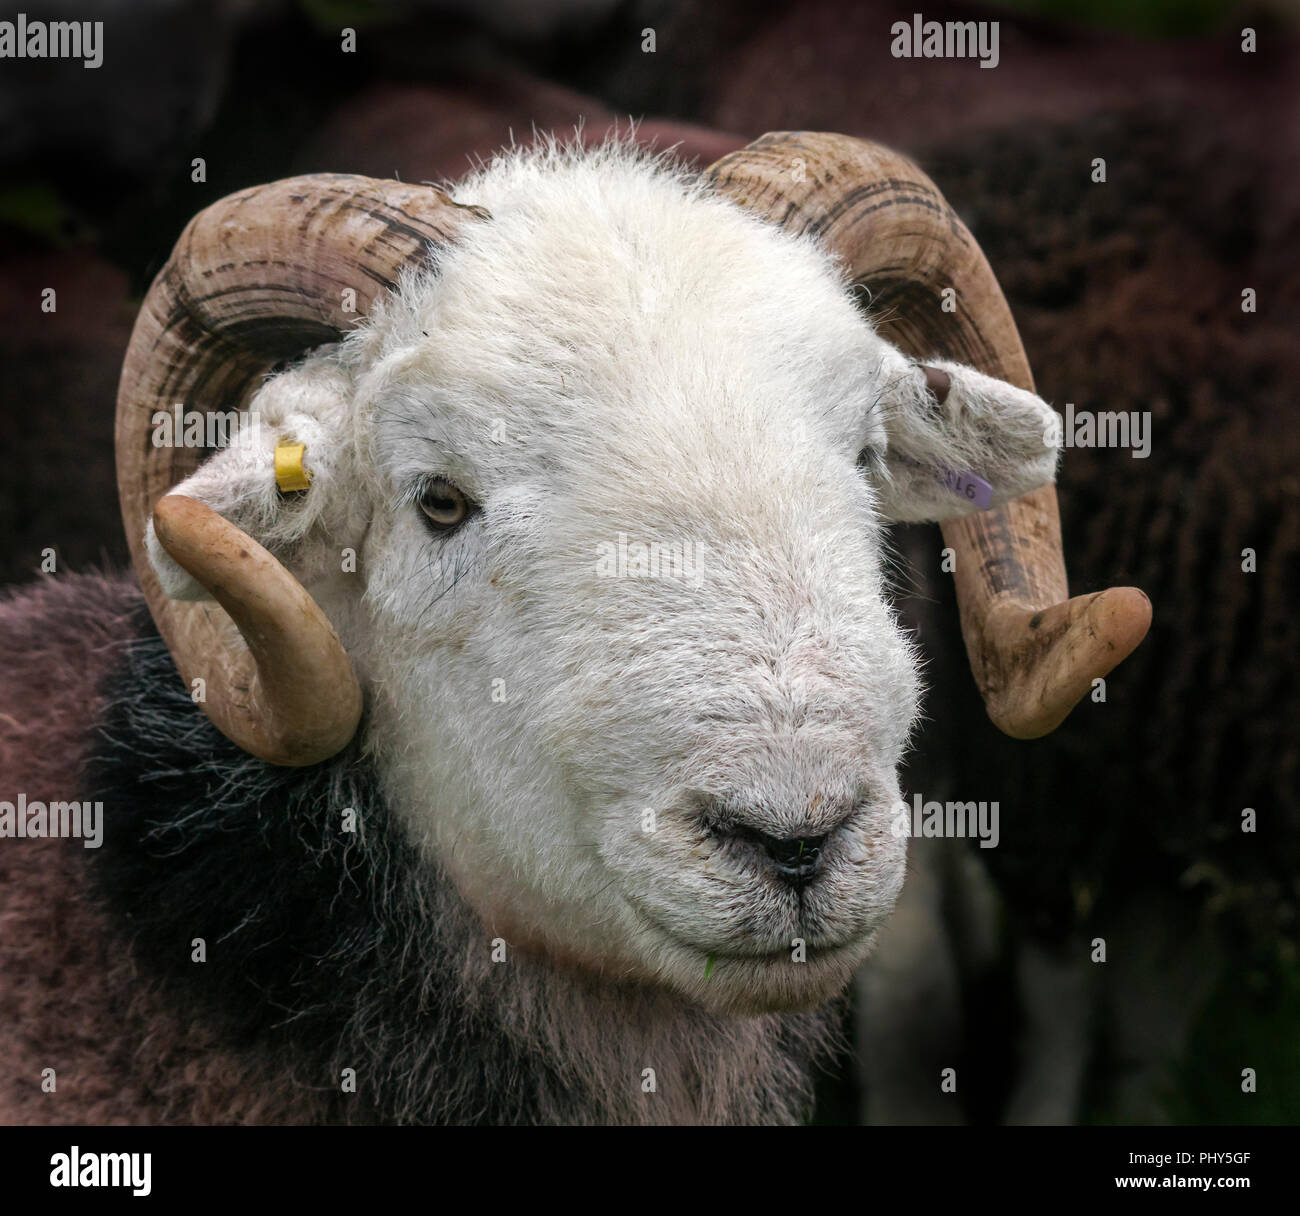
733 826 827 881
693 793 844 883
762 833 824 868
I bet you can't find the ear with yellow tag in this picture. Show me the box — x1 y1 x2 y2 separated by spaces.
274 440 312 493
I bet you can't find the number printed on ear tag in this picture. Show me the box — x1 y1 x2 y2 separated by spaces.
938 466 993 510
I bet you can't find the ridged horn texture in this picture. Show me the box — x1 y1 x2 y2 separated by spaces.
116 175 487 765
705 132 1152 738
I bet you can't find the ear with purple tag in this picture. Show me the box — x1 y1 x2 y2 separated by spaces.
919 364 994 510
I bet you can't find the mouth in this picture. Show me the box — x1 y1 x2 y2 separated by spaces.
625 890 862 964
694 933 868 968
634 898 878 1014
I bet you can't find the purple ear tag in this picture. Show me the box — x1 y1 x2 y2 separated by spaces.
938 466 993 510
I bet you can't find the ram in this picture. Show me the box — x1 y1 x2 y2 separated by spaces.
0 133 1148 1124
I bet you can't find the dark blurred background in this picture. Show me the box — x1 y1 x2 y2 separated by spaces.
1 0 1296 1123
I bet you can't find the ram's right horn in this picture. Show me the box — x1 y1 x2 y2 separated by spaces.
116 175 488 765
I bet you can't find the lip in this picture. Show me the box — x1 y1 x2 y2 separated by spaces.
623 890 859 963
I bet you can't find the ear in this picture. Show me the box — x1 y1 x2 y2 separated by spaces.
871 357 1061 524
145 358 361 600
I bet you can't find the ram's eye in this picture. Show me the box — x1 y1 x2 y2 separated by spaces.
418 479 475 533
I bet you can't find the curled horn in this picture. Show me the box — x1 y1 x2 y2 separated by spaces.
115 174 487 765
705 132 1151 737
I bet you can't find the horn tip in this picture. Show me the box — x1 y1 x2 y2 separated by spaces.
984 585 1152 740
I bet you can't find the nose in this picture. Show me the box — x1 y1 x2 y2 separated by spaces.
696 793 845 885
736 827 827 884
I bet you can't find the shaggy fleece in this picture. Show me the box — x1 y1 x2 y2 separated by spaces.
0 572 837 1124
0 572 326 1124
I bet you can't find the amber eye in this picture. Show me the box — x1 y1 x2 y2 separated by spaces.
418 479 475 533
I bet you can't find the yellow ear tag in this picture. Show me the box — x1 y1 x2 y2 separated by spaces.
274 441 312 493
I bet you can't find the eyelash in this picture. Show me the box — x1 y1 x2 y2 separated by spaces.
857 446 886 477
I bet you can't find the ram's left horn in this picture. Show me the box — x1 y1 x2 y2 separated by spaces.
706 132 1151 738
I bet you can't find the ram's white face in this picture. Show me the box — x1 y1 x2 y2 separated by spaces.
150 148 1058 1014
